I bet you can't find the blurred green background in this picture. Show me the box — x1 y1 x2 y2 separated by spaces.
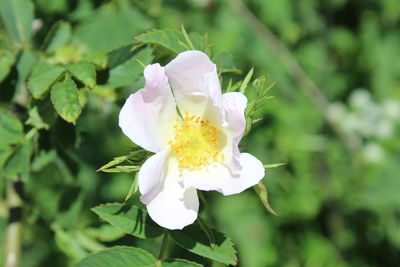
1 0 400 266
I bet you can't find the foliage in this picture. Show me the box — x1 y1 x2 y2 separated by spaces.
1 0 400 267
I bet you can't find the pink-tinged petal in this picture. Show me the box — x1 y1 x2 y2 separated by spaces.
139 155 199 230
183 153 265 196
119 64 178 152
138 150 168 202
222 92 248 175
165 50 223 122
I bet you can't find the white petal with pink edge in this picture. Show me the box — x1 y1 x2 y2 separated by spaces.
119 64 178 153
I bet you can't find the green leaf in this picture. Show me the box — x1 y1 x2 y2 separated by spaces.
170 223 237 266
136 29 191 54
264 162 286 168
50 76 81 123
108 43 141 69
0 0 34 44
84 51 108 70
125 172 139 202
0 110 24 145
105 46 153 88
92 203 164 239
0 145 13 169
239 67 254 93
253 182 278 216
28 62 65 99
100 165 139 173
15 49 36 97
74 246 157 267
26 106 50 130
66 61 96 88
0 49 15 82
162 259 203 267
97 156 128 172
213 53 242 74
45 21 72 52
2 143 31 181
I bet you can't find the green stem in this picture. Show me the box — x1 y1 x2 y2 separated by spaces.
157 232 169 265
5 178 23 267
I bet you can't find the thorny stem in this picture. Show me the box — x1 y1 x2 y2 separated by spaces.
5 178 23 267
230 0 360 153
157 231 169 265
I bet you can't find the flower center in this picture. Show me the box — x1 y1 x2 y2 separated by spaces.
168 112 224 169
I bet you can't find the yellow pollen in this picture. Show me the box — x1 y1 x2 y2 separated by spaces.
169 112 224 169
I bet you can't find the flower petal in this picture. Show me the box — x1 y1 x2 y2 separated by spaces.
139 154 199 230
183 153 265 196
119 64 177 152
165 50 223 121
222 92 248 175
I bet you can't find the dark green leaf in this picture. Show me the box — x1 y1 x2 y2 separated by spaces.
66 61 96 88
213 53 242 74
92 203 163 239
74 246 157 267
108 43 141 69
170 223 237 265
0 0 34 44
28 62 65 99
105 46 153 88
2 142 31 181
50 76 81 123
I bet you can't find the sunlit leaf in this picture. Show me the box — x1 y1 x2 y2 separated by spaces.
45 21 72 52
66 61 96 88
28 62 65 99
0 49 15 82
50 76 81 123
74 246 157 267
92 203 164 239
170 223 237 265
162 259 203 267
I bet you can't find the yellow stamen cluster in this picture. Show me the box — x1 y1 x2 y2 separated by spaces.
168 112 224 169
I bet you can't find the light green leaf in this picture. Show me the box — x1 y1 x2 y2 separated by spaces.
253 182 278 216
84 51 108 70
162 259 203 267
125 172 139 202
28 62 65 99
26 106 50 130
66 61 96 88
170 223 237 266
239 67 254 93
74 246 157 267
264 162 286 168
50 76 81 123
0 0 34 44
0 110 24 145
97 156 128 172
45 21 72 52
0 49 15 82
15 49 36 97
100 165 139 173
92 203 164 239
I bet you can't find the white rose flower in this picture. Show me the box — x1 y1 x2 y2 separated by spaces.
119 51 265 229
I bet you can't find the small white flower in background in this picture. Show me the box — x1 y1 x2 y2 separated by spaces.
119 50 265 230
